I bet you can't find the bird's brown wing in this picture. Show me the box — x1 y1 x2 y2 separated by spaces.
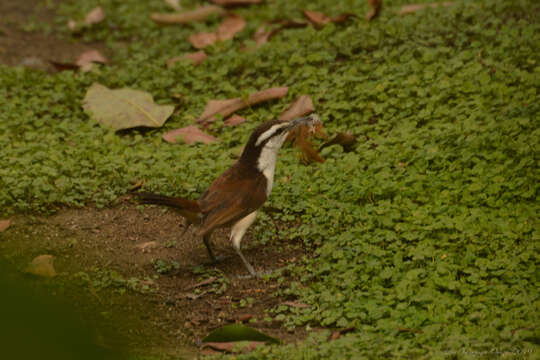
198 162 268 235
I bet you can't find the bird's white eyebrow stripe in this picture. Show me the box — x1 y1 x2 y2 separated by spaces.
255 123 289 146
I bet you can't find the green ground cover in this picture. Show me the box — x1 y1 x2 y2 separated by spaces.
1 0 538 358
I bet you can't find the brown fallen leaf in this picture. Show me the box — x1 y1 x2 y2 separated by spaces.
197 87 288 123
162 125 219 144
186 276 217 290
151 5 225 25
279 95 314 121
399 2 452 15
253 20 308 47
217 14 246 40
168 51 207 67
135 241 159 251
25 255 56 278
238 314 253 322
224 114 246 126
366 0 382 21
76 49 108 72
282 301 311 308
303 10 355 28
320 132 357 152
211 0 262 6
202 341 265 353
0 218 12 232
189 32 218 49
84 6 105 26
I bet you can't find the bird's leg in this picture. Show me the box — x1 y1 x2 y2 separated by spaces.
202 233 227 263
202 233 217 262
230 212 258 277
180 220 191 237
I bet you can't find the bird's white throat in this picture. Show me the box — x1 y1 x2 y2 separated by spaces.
256 131 289 195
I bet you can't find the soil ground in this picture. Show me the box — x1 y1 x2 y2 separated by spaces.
0 2 310 357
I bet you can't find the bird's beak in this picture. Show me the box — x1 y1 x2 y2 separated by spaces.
288 114 320 130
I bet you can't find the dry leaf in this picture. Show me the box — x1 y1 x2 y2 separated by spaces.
224 114 246 126
400 2 452 15
0 219 12 232
211 0 262 6
320 132 357 152
25 255 56 278
135 241 159 251
282 301 311 308
82 83 174 131
76 49 108 72
168 51 207 67
84 6 105 25
217 14 246 40
189 32 218 48
279 95 314 121
162 125 219 144
151 5 225 24
253 20 308 47
303 10 355 27
186 276 217 290
286 122 326 164
366 0 382 21
197 87 288 123
164 0 182 11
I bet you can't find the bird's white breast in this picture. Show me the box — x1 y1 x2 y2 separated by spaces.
257 132 288 195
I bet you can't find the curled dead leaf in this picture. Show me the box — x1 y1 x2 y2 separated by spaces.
197 87 288 123
252 20 308 47
0 219 12 232
84 6 105 25
151 5 225 25
366 0 382 21
211 0 262 6
25 255 56 278
217 14 246 40
162 125 219 144
168 51 207 67
399 2 453 15
279 95 314 121
189 32 218 49
224 114 246 126
320 132 357 152
303 10 355 27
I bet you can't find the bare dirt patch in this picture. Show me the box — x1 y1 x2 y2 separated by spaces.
0 0 108 70
0 199 309 356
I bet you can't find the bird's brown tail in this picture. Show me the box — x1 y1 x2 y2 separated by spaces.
136 192 201 224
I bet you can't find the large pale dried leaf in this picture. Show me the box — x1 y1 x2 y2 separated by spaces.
0 219 12 232
400 2 452 15
168 51 207 67
189 32 218 48
151 5 225 24
162 125 219 144
82 83 174 131
217 14 246 40
198 87 288 123
84 6 105 25
279 95 314 121
25 255 56 278
366 0 382 21
211 0 262 6
202 341 265 353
